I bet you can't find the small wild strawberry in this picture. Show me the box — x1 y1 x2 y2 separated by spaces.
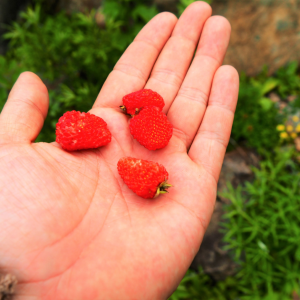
56 110 111 151
120 89 164 116
129 106 173 150
117 157 172 199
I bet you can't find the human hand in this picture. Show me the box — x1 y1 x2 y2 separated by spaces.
0 2 238 299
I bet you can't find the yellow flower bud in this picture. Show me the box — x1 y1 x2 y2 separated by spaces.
280 132 288 139
296 124 300 132
286 125 294 132
291 132 298 139
276 124 285 131
293 116 299 122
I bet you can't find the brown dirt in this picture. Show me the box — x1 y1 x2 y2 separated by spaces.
0 274 17 300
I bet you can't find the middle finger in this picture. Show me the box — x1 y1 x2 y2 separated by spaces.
144 1 212 113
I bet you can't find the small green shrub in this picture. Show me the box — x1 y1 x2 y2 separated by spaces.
275 62 300 99
0 55 26 110
1 1 158 142
169 268 239 300
231 73 282 153
221 148 300 299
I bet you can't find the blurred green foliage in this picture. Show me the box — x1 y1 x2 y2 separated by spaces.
231 73 282 153
0 0 158 141
0 55 27 110
231 63 300 153
276 61 300 98
169 268 239 300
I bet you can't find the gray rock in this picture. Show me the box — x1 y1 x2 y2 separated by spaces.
212 0 300 75
190 200 238 281
217 147 259 203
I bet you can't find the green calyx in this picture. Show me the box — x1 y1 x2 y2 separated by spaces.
154 181 172 198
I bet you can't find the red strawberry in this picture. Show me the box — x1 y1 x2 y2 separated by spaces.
117 157 171 199
56 111 111 151
121 89 164 116
129 106 173 150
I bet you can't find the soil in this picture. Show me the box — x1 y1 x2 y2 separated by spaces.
0 274 17 300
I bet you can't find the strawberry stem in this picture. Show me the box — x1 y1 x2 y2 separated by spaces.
120 105 136 117
154 181 172 198
120 105 127 113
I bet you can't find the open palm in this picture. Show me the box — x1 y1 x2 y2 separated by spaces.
0 2 238 299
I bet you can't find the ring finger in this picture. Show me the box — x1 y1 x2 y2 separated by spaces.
145 1 212 113
167 16 231 148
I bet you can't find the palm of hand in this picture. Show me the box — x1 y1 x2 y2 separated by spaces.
0 3 238 300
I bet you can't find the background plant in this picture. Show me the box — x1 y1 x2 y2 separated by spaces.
169 268 239 300
0 0 158 141
231 73 281 152
231 63 300 153
220 148 300 299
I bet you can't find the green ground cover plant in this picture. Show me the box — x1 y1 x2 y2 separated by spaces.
221 148 300 299
169 268 239 300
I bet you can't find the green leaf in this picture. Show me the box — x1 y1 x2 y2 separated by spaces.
261 78 279 95
257 240 269 253
259 97 274 111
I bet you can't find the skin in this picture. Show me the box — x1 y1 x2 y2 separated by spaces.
0 2 239 300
